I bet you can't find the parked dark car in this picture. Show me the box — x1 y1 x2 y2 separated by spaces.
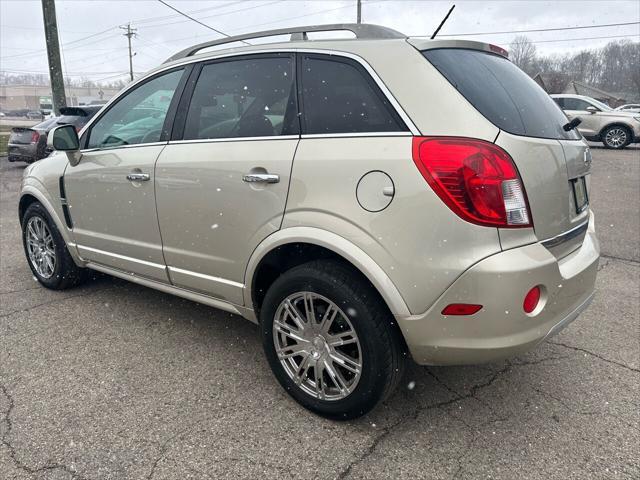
26 111 44 120
8 106 101 163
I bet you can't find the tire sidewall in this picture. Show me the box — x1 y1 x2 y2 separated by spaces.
260 265 391 420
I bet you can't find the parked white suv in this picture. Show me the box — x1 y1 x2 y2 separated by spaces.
552 94 640 149
20 24 599 419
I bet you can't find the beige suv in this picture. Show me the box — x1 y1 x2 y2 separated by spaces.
552 94 640 149
20 24 599 419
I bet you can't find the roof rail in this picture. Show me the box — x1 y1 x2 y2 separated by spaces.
163 23 406 63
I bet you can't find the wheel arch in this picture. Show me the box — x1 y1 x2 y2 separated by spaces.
19 186 82 265
599 122 633 139
244 227 411 320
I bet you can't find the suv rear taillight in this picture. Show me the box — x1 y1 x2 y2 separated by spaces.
30 131 40 144
412 137 532 228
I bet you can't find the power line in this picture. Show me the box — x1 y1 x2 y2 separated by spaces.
512 33 639 45
224 2 381 34
133 1 244 26
1 28 120 59
440 21 640 37
139 1 282 30
156 0 248 44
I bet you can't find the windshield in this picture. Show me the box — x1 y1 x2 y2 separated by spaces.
589 98 613 111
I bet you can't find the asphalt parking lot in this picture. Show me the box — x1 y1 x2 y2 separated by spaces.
1 147 638 480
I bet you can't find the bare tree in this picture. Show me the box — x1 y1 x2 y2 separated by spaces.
510 35 538 76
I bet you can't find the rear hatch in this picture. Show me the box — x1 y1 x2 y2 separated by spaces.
9 127 37 145
414 41 590 258
58 106 97 131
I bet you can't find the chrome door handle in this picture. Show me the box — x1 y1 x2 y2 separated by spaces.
126 173 150 182
242 173 280 184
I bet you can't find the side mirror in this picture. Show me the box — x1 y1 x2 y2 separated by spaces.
586 106 598 114
48 124 82 166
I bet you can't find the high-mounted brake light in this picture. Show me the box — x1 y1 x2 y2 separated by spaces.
489 44 509 58
412 137 532 228
30 131 40 144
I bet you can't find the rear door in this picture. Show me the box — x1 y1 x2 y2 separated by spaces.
422 48 590 257
154 54 299 304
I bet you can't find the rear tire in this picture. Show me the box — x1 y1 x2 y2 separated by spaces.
602 125 631 149
260 260 406 420
22 202 86 290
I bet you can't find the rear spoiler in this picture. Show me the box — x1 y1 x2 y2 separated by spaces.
59 107 90 116
407 38 509 58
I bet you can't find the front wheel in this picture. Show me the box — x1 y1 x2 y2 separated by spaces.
22 201 86 290
602 125 631 149
261 260 406 420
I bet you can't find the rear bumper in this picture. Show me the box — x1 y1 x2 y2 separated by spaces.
8 144 38 163
397 212 599 365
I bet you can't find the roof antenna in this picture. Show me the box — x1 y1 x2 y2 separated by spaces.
430 4 456 39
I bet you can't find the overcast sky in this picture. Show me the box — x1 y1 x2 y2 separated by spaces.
1 0 638 82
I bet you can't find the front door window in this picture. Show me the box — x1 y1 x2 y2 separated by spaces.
86 69 183 148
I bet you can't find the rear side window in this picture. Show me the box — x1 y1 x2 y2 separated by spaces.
300 54 407 135
423 49 580 140
558 98 592 111
183 56 297 140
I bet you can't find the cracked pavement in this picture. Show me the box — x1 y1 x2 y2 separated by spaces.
1 146 639 479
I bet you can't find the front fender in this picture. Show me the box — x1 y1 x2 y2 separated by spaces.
20 181 83 266
243 226 411 318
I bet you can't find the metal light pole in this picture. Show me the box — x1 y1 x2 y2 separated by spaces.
357 0 362 24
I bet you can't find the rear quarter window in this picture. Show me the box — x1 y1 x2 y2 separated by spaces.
300 54 407 135
423 48 580 140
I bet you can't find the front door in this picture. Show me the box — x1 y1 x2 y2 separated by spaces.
155 54 299 304
65 68 186 282
560 97 601 138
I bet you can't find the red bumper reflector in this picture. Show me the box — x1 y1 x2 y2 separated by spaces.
442 304 483 316
523 286 541 313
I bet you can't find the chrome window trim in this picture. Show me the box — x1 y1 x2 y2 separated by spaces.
168 266 244 289
77 245 166 270
301 132 412 139
168 135 299 146
80 141 167 154
80 47 420 140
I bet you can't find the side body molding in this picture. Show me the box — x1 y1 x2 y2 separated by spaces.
243 226 412 319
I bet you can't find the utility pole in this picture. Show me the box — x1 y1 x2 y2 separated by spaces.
120 23 137 82
41 0 66 115
357 0 362 24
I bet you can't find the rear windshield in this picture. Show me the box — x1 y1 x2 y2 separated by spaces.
57 115 90 128
423 49 580 140
33 117 57 129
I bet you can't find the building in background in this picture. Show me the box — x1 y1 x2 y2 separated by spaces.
0 84 121 113
533 73 627 107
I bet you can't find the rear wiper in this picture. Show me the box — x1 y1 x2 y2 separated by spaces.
563 117 582 132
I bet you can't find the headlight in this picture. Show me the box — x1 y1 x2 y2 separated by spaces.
634 116 640 122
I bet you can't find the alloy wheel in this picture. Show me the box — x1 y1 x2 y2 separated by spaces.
272 292 362 401
26 216 56 279
605 128 627 148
